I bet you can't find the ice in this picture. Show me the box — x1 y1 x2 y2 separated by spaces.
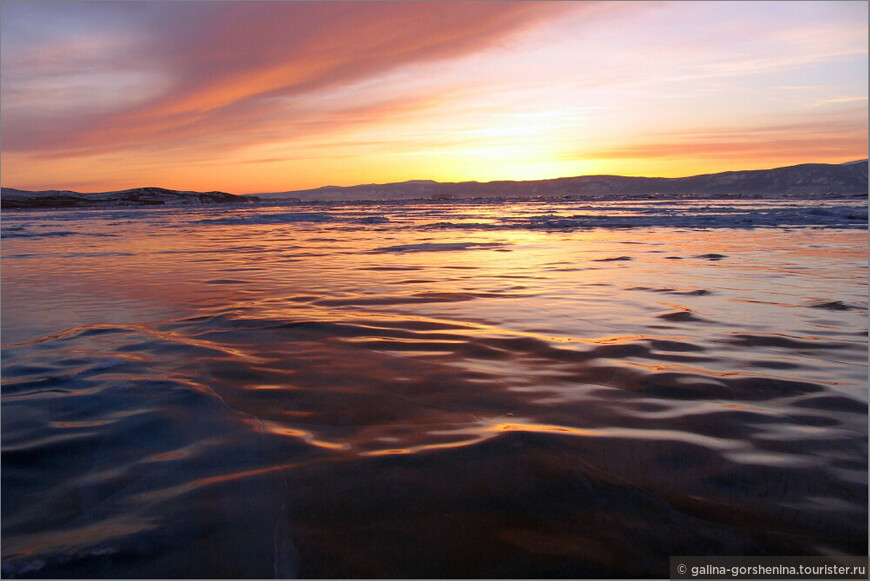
196 212 339 225
371 242 507 253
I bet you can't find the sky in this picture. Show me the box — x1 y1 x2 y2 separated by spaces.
1 1 867 194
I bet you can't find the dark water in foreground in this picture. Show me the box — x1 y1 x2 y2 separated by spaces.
2 200 867 578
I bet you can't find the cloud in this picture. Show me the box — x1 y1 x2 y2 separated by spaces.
3 1 865 192
582 113 869 164
810 96 868 108
1 1 576 157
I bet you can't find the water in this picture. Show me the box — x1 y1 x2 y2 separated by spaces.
2 198 867 578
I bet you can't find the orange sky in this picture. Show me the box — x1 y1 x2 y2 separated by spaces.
1 1 867 194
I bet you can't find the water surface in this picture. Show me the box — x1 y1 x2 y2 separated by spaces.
2 199 867 578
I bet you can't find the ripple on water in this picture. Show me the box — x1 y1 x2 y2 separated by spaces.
2 213 866 577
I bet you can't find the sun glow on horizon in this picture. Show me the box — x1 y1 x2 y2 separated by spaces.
1 1 866 194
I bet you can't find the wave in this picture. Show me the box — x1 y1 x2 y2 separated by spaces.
1 229 118 239
3 306 865 576
2 200 866 577
371 242 507 253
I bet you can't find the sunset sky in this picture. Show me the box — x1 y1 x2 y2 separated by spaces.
1 1 867 194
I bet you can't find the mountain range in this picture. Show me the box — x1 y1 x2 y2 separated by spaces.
259 160 868 201
2 160 866 209
1 186 260 210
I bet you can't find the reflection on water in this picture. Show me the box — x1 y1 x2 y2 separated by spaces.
2 200 867 578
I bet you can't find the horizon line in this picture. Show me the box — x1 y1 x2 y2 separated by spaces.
3 158 865 196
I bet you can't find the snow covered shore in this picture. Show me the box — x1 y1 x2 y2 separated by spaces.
1 187 259 209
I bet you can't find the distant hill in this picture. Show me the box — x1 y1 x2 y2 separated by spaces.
1 186 259 210
3 161 866 207
258 160 868 201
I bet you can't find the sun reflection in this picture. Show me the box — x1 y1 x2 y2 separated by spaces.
491 422 601 436
273 429 349 451
358 418 744 458
254 420 350 451
361 434 492 457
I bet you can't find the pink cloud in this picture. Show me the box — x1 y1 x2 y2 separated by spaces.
2 1 578 157
582 112 869 164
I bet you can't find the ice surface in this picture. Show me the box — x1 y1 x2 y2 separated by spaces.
372 242 507 253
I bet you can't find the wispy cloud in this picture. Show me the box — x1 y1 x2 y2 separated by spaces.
583 112 869 165
1 1 866 191
2 1 574 157
809 96 868 108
